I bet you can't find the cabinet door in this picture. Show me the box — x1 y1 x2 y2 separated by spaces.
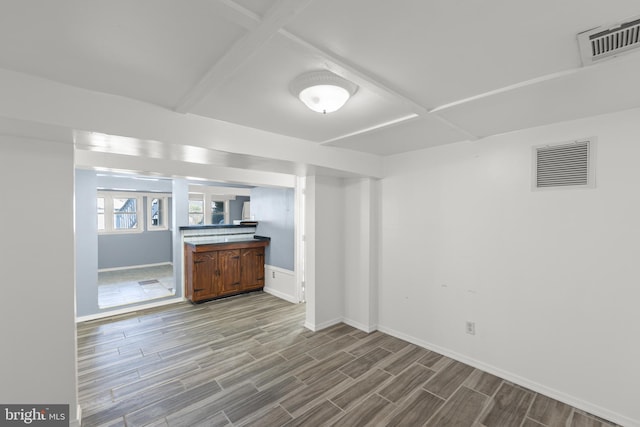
193 252 218 300
218 249 241 294
240 247 265 290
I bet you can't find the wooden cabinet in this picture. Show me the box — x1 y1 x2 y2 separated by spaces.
184 239 269 303
241 247 265 290
190 251 218 300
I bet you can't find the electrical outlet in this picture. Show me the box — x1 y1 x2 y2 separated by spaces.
272 271 276 279
466 321 476 335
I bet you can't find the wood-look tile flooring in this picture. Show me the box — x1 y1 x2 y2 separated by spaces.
77 292 620 427
98 265 175 309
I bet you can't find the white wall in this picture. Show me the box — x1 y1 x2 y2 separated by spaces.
172 178 189 300
264 265 298 303
343 178 379 332
0 135 80 425
304 176 345 330
379 108 640 426
305 176 380 332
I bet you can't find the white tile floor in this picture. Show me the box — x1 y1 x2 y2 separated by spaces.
98 264 176 309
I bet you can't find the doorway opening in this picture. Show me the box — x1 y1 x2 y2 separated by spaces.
95 184 175 310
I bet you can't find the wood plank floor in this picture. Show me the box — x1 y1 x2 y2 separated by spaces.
77 292 621 427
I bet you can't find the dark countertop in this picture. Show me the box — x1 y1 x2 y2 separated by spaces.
183 235 270 246
179 224 257 231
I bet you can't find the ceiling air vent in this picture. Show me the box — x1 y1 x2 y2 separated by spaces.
578 17 640 65
533 140 595 190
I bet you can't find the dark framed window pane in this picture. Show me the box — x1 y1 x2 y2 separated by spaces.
151 198 162 226
114 213 138 229
114 197 137 213
211 201 224 224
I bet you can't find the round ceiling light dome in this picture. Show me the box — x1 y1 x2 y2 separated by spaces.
290 70 358 114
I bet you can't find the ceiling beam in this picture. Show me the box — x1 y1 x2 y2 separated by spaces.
210 0 478 144
321 114 420 145
429 68 582 114
210 0 432 116
281 33 480 143
174 0 314 113
210 0 260 31
185 0 604 147
280 30 430 117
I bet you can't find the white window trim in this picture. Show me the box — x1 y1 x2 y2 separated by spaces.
146 194 170 231
188 191 232 225
208 195 230 225
98 192 144 234
188 193 206 225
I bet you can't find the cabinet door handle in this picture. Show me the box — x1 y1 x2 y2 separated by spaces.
257 277 264 281
232 256 240 260
233 282 240 286
194 288 204 292
194 260 205 264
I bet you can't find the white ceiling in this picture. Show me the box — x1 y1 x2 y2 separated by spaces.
1 0 640 156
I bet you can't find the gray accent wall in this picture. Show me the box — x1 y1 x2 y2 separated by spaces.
95 175 173 269
229 196 250 222
251 187 295 271
97 197 173 269
76 169 99 317
98 233 172 269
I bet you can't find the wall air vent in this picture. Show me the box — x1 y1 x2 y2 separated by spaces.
578 17 640 65
533 139 595 190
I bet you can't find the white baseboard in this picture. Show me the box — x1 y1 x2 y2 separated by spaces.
263 286 298 304
69 404 82 427
264 265 298 303
303 321 316 331
76 296 185 322
304 317 377 334
98 261 172 272
376 324 638 427
342 317 377 333
304 318 342 332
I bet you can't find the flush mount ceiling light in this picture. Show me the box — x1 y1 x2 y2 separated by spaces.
290 70 358 114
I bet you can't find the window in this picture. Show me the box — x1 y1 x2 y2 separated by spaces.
148 196 169 230
241 201 251 220
188 185 250 225
98 192 143 233
211 200 225 224
188 193 229 225
97 196 105 231
113 196 139 230
188 194 205 225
